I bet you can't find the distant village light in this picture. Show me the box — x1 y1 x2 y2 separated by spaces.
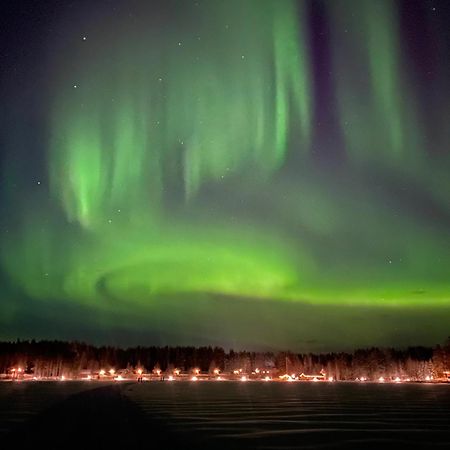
3 342 447 383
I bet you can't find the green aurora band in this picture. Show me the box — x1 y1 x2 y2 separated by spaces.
1 0 449 348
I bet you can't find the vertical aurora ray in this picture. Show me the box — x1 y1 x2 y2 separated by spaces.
273 0 311 160
329 0 423 167
49 0 312 223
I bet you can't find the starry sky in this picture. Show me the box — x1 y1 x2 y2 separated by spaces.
0 0 449 351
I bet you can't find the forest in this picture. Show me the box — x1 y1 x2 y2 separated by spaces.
0 339 449 381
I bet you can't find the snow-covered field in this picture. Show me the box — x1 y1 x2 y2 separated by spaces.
1 381 450 449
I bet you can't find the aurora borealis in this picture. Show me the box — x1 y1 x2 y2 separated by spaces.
1 0 449 350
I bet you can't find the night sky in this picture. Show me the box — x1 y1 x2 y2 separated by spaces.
1 0 449 351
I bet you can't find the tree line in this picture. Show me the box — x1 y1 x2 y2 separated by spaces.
0 339 449 380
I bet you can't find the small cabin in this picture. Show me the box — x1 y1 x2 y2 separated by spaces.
299 372 326 381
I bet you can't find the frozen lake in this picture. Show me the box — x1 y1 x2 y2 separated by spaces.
2 381 450 449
